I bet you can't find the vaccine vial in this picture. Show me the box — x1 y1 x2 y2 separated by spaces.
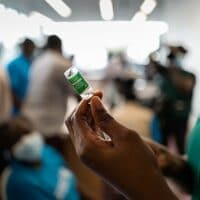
64 66 94 99
64 66 111 141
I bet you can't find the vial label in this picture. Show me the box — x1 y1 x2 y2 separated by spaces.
67 71 89 95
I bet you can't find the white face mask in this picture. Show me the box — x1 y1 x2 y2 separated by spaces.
12 132 44 162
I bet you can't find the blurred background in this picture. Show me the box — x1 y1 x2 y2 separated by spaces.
0 0 199 200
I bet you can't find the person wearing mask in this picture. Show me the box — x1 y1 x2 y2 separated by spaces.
148 47 196 154
66 94 200 200
22 35 77 153
6 39 35 116
0 117 80 200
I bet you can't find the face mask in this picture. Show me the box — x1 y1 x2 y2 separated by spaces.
12 132 44 162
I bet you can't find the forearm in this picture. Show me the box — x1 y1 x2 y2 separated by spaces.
163 156 194 194
144 138 194 193
120 167 178 200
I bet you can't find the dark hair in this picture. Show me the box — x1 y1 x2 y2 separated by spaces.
44 35 62 50
0 116 33 151
20 38 35 49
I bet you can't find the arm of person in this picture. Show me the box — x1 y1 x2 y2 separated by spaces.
12 93 23 109
145 138 194 194
7 63 23 110
151 61 170 78
66 96 178 200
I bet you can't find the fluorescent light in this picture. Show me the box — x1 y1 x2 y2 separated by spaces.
44 0 71 17
132 11 147 22
99 0 114 20
140 0 157 15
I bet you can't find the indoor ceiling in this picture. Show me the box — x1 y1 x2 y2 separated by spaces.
0 0 148 21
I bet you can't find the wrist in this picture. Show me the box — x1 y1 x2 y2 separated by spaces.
162 153 184 178
125 167 178 200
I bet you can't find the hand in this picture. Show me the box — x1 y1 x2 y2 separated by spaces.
66 96 178 200
145 138 194 193
144 138 178 173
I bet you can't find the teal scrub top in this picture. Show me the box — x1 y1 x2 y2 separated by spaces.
187 118 200 200
5 145 80 200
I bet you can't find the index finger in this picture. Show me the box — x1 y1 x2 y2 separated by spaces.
90 96 130 142
73 99 112 148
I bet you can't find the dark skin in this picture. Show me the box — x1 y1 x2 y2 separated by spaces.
145 138 194 194
66 95 178 200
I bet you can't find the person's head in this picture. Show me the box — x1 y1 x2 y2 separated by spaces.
44 35 62 53
0 117 44 164
167 45 188 67
108 52 114 61
20 39 35 59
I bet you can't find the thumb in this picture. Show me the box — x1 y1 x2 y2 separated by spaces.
90 96 128 141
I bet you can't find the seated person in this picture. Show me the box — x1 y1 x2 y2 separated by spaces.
0 117 80 200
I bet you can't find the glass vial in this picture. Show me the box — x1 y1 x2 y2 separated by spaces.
64 66 93 99
64 66 111 141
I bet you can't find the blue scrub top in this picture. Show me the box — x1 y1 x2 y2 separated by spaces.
7 54 32 100
6 54 32 114
5 145 80 200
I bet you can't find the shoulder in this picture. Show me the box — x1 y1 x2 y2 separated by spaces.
2 166 33 195
53 52 71 69
181 69 196 84
51 53 71 77
7 56 21 70
4 166 46 200
42 145 65 166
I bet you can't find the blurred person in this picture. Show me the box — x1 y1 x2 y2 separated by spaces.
104 52 124 109
106 53 123 79
0 117 80 200
66 95 200 200
105 52 136 109
22 35 77 154
148 47 196 154
6 39 35 116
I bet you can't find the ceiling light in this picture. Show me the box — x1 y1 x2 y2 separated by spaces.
99 0 114 20
44 0 71 17
132 11 147 22
140 0 157 15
